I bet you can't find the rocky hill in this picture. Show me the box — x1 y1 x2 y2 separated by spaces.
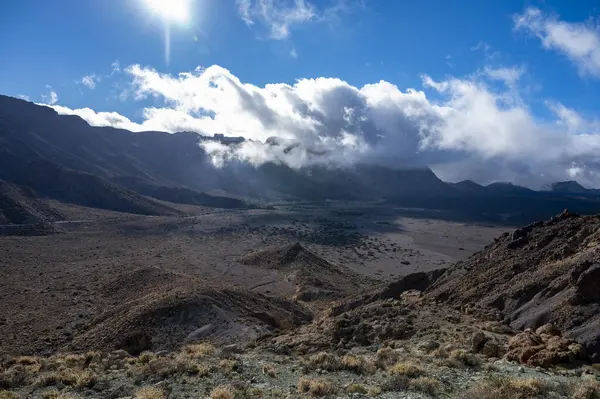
427 210 600 361
240 243 373 301
0 180 62 226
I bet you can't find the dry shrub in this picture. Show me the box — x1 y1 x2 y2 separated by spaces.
347 383 368 394
0 365 28 389
137 352 156 365
140 357 179 379
217 359 239 374
388 361 425 378
35 369 97 389
0 390 19 399
134 386 166 399
210 386 234 399
409 376 443 395
448 349 480 367
341 355 375 374
461 376 554 399
368 386 382 397
571 379 600 399
381 375 410 392
262 364 276 378
298 378 336 397
183 342 215 358
376 347 399 368
15 356 39 367
307 352 340 371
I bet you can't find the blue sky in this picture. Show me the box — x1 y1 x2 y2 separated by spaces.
1 0 600 186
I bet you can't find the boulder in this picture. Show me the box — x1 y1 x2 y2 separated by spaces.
535 323 561 337
504 329 586 367
574 264 600 303
471 331 488 353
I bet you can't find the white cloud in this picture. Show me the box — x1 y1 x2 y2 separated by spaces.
41 87 58 105
81 75 96 89
111 60 121 74
17 94 30 101
236 0 355 40
483 65 525 87
45 63 600 187
514 7 600 77
290 47 298 58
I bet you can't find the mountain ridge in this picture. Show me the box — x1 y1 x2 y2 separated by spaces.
2 94 600 225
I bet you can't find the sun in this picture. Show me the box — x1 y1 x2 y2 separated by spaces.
145 0 190 24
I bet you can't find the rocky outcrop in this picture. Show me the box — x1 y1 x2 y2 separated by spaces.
427 211 600 361
504 327 586 367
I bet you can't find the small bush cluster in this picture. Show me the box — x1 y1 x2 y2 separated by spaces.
298 377 337 396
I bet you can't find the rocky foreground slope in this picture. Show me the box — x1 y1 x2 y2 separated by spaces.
427 210 600 361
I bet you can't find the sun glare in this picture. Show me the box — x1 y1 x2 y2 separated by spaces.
146 0 190 23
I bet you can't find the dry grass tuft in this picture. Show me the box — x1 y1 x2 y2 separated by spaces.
388 361 425 378
217 359 239 374
347 383 368 394
0 365 29 389
137 351 156 365
134 386 166 399
462 375 555 399
307 352 341 371
0 390 19 399
298 377 337 397
376 347 399 368
409 376 443 395
210 386 234 399
448 349 481 368
341 355 375 374
381 375 410 392
34 369 97 389
571 379 600 399
262 364 277 378
183 342 215 358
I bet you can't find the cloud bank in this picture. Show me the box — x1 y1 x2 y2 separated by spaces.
46 62 600 188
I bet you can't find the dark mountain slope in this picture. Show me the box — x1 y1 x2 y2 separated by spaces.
427 210 600 361
2 95 600 223
0 179 63 225
18 160 180 216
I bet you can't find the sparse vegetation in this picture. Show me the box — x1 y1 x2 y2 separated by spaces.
388 361 425 378
571 379 600 399
381 375 410 392
262 364 277 378
448 349 481 368
410 376 443 395
134 386 166 399
347 383 368 394
298 377 337 396
210 386 234 399
183 342 215 358
461 376 556 399
376 347 399 368
307 352 341 371
217 359 239 374
0 390 19 399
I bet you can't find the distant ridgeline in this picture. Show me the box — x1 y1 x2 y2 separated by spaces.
1 94 600 224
